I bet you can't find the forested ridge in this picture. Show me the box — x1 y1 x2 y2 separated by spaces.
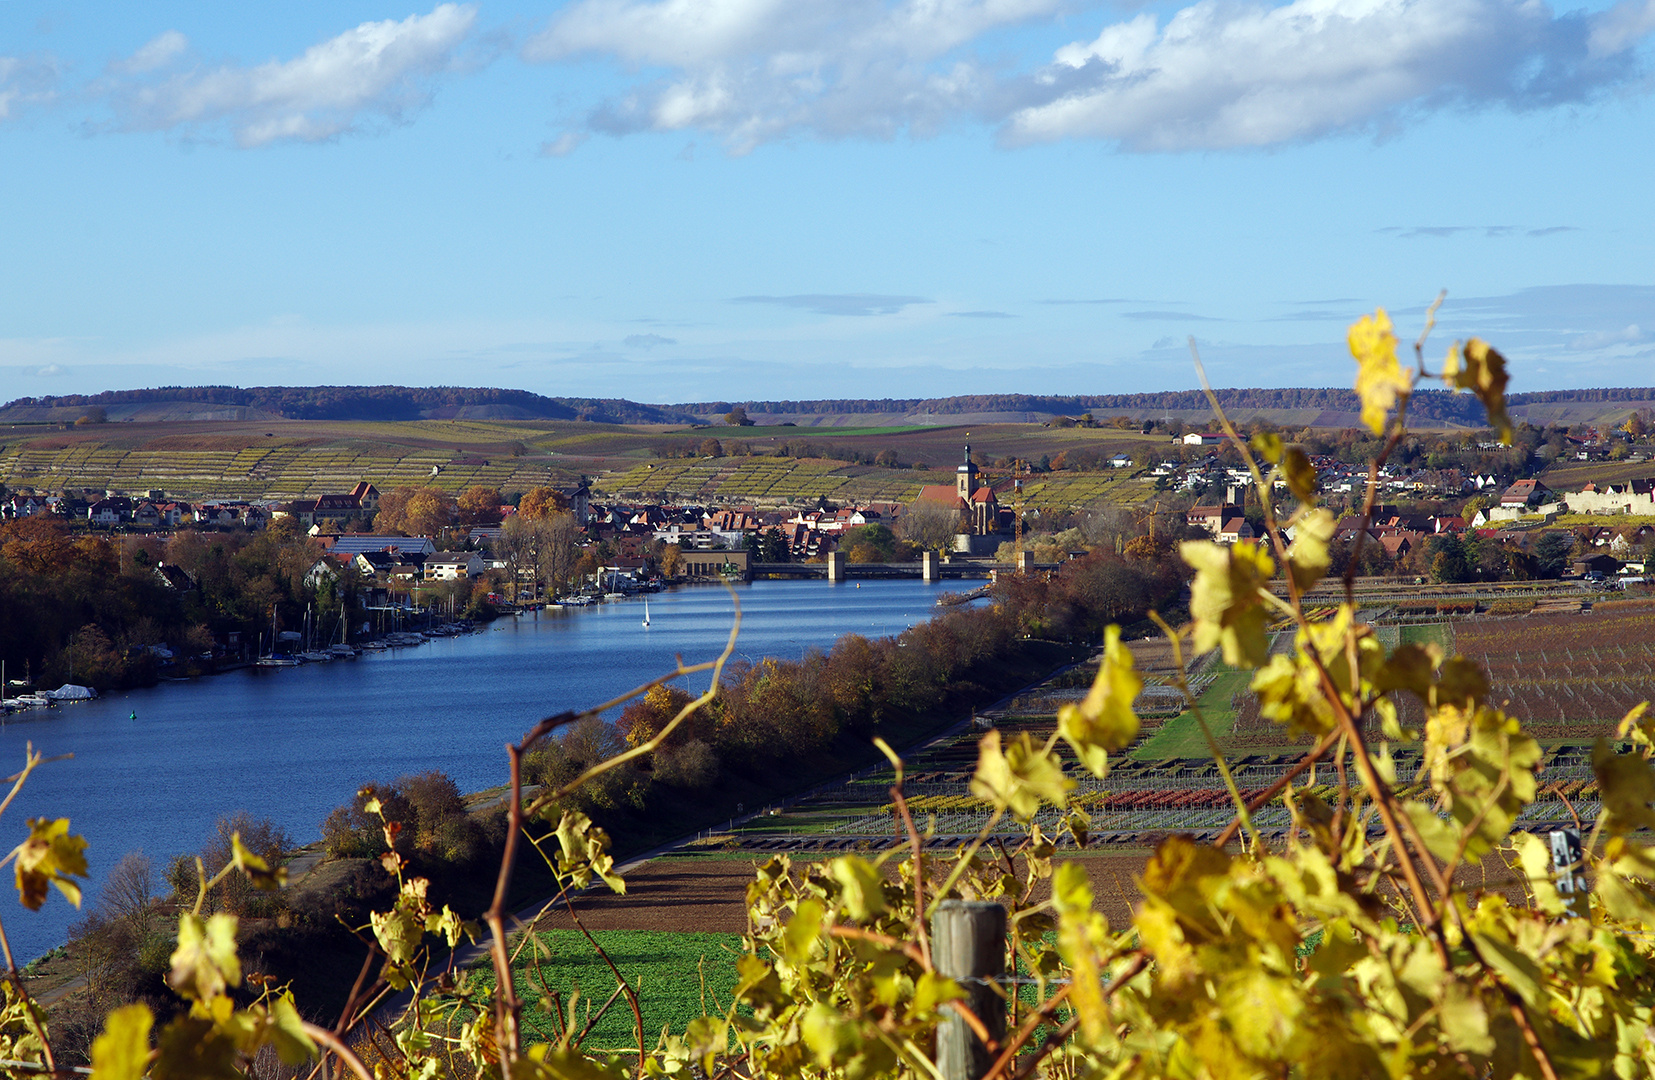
0 386 701 425
10 384 1655 426
9 383 1655 426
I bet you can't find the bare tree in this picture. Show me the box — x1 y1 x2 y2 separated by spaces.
98 851 154 933
896 498 961 552
538 512 582 596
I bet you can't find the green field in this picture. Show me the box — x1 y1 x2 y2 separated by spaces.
1130 667 1254 760
471 930 743 1052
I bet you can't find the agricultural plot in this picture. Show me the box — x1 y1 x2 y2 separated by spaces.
470 929 743 1052
598 457 931 506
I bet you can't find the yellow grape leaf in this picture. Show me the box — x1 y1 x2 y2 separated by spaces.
1593 737 1655 835
827 856 885 921
90 1003 153 1080
268 995 315 1067
516 1043 628 1080
1281 446 1319 505
911 970 963 1017
1349 308 1411 435
168 912 241 1002
230 833 287 892
1618 701 1654 751
1182 540 1274 668
153 1015 238 1080
1249 431 1283 463
554 810 625 894
1437 983 1495 1056
801 1001 863 1070
1053 861 1113 1043
1250 652 1336 737
1287 508 1335 591
1057 624 1141 779
1443 338 1512 444
782 898 825 966
970 729 1071 820
13 817 89 911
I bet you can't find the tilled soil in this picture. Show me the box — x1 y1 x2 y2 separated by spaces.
523 847 1533 938
525 852 1155 934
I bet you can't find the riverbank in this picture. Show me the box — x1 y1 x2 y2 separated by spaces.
0 580 958 965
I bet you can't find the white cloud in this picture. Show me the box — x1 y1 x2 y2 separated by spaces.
1005 0 1655 150
115 30 189 75
523 0 1655 153
0 53 60 122
1589 0 1655 57
541 130 589 156
107 4 478 146
523 0 1057 151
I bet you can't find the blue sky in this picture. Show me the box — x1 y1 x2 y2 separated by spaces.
3 0 1654 403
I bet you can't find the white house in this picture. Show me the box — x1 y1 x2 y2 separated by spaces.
1182 432 1225 446
424 552 485 581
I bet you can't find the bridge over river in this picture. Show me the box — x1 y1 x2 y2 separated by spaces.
748 551 1062 581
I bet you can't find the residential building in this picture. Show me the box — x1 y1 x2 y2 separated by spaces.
425 552 485 581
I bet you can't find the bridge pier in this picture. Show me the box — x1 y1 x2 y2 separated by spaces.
826 551 846 582
1016 550 1033 575
922 550 939 581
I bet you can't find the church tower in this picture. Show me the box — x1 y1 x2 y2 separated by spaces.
956 446 978 502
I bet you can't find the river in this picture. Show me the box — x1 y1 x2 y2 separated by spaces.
1 579 952 961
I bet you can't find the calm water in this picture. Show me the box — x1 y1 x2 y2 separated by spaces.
2 579 948 960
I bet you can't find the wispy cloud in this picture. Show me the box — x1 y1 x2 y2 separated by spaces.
732 293 932 316
1529 225 1580 236
1122 310 1222 321
624 333 678 347
948 309 1015 318
102 4 479 146
1569 324 1645 350
1038 297 1134 305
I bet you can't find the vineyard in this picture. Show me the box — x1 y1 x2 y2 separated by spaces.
1455 601 1655 738
685 631 1621 860
0 435 575 499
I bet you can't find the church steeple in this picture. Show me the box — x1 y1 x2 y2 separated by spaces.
956 445 978 501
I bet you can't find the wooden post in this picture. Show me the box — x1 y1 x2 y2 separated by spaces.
932 900 1006 1080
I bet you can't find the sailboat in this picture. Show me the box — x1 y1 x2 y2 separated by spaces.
299 603 332 662
642 597 651 628
256 607 300 667
328 610 358 658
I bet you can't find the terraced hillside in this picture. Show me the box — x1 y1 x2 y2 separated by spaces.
0 434 572 499
0 418 1160 509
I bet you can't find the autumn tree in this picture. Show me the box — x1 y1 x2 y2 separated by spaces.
374 486 455 536
517 486 568 520
456 485 503 525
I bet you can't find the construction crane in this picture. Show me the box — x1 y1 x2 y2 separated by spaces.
973 457 1031 560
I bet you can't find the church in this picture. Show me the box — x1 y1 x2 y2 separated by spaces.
915 447 1009 548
